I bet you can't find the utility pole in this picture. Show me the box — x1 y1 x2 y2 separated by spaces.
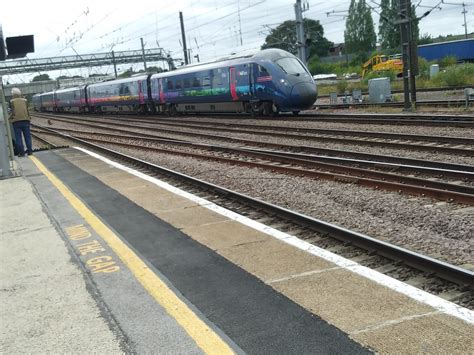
407 3 417 106
441 1 468 39
237 2 243 46
0 76 13 177
462 3 468 38
111 50 117 78
179 12 188 65
140 38 147 71
294 0 307 65
399 0 412 110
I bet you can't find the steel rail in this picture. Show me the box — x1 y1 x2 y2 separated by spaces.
32 114 474 172
33 124 474 204
32 124 474 183
317 86 473 98
118 116 474 145
30 132 59 149
315 99 472 109
31 113 474 156
56 112 471 145
33 125 474 286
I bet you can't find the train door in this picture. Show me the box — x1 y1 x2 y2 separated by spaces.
138 80 145 104
248 63 255 96
158 78 165 104
229 67 238 101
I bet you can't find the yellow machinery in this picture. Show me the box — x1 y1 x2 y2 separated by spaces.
362 55 403 78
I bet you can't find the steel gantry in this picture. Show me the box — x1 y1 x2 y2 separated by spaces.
0 48 176 76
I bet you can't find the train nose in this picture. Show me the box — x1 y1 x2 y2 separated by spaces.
290 82 317 109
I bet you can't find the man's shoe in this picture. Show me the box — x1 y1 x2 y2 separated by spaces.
27 151 33 156
18 154 25 157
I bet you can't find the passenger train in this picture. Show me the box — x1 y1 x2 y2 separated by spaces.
33 49 317 116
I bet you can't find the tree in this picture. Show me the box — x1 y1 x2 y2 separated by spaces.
31 74 50 82
360 0 377 50
378 0 392 49
261 19 332 58
382 0 420 49
344 0 376 53
418 33 433 45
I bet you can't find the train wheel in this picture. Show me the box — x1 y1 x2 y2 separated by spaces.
263 102 279 117
168 105 177 116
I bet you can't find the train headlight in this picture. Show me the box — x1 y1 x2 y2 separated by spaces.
280 79 289 86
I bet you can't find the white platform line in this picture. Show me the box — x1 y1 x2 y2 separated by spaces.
268 267 341 284
74 147 474 325
350 311 442 335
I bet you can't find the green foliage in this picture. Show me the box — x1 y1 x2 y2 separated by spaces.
146 66 164 73
31 74 51 82
344 0 377 53
417 57 431 79
381 1 419 49
438 56 457 68
262 18 332 58
431 64 474 87
307 57 361 76
418 33 433 45
350 51 370 66
337 80 349 93
118 68 134 78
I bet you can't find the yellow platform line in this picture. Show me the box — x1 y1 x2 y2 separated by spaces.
30 156 234 355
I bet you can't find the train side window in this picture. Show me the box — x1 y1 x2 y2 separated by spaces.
167 80 174 90
175 80 183 89
212 73 222 86
192 77 200 87
258 65 268 74
183 79 191 89
202 77 211 87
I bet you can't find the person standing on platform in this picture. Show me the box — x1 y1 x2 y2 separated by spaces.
9 88 33 156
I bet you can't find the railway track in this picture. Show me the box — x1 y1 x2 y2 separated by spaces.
32 124 474 205
32 114 474 170
317 85 472 98
30 124 474 309
33 109 474 127
315 98 472 110
296 112 474 127
33 113 474 157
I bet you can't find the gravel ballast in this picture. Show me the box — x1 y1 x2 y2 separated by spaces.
110 144 474 267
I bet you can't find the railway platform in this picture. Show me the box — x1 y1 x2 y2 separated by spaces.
1 148 473 354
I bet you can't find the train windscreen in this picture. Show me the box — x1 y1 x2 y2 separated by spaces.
275 58 309 76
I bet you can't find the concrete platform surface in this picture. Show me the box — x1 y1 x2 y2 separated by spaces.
1 148 473 354
0 176 123 353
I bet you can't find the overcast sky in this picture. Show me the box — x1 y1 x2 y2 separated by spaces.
1 0 472 82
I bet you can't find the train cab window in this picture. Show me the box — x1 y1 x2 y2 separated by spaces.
275 57 309 76
202 77 211 87
192 77 200 87
167 80 174 90
175 80 183 89
258 65 269 75
183 79 191 89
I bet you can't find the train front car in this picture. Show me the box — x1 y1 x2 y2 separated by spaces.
87 76 149 113
252 49 317 114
